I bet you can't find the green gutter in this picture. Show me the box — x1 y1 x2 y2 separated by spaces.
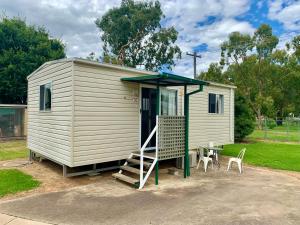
184 84 204 178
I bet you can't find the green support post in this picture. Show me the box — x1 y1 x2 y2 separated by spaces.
184 85 188 178
184 85 204 178
155 81 160 185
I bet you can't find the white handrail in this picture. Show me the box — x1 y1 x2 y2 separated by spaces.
140 124 157 187
139 116 158 189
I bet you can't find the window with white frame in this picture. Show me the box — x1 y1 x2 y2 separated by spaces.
208 93 224 114
40 83 52 111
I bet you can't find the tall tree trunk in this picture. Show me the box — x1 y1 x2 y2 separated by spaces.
256 108 263 130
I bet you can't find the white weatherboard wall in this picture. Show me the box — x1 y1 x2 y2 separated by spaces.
72 62 144 166
27 58 234 168
27 61 73 166
182 84 235 148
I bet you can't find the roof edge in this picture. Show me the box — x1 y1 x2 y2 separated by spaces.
207 81 237 89
73 58 158 76
27 58 158 80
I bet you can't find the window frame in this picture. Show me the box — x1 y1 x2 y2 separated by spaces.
208 93 224 115
39 82 52 112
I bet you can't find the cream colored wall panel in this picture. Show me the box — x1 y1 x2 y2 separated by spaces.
27 61 73 166
188 84 234 149
72 62 141 166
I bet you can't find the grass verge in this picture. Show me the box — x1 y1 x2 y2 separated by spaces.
0 169 40 197
222 141 300 172
0 140 28 161
249 128 300 143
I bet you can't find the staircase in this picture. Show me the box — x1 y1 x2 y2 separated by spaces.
112 118 158 189
112 152 156 189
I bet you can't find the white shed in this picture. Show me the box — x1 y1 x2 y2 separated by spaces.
27 58 235 187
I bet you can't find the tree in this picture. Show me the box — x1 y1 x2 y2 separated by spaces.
234 93 255 141
199 63 226 83
95 0 181 71
0 17 65 104
220 24 279 128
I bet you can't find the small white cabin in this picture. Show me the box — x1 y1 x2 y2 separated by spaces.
27 58 235 184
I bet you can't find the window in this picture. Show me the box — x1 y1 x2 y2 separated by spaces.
160 89 177 116
40 83 52 111
208 93 224 114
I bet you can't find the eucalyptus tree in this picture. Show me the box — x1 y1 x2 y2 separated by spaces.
220 24 279 127
95 0 181 71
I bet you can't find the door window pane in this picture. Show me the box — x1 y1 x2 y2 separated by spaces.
161 89 177 116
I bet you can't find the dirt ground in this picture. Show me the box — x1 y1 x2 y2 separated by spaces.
0 159 113 200
1 157 300 225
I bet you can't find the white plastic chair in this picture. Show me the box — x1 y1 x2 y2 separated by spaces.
197 147 213 172
227 148 246 173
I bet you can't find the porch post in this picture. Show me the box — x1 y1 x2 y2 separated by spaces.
155 80 160 185
184 85 190 177
184 85 204 177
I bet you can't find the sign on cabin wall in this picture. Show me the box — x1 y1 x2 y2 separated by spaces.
158 116 185 160
123 89 139 103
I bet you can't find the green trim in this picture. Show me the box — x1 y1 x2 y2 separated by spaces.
121 73 208 86
155 161 159 185
155 81 160 185
184 85 204 178
187 85 203 96
184 85 188 178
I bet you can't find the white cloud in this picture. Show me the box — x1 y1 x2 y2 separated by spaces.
160 0 254 77
268 0 300 31
1 0 121 57
0 0 256 77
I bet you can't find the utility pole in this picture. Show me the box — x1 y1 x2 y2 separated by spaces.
186 52 201 79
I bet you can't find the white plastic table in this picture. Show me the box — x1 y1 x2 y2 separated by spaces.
207 147 223 168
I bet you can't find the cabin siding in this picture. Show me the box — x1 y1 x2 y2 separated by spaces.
27 61 73 166
27 58 235 169
185 85 234 149
72 62 141 166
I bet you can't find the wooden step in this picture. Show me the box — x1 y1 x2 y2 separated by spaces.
112 173 139 187
127 158 152 169
120 165 146 175
131 151 156 159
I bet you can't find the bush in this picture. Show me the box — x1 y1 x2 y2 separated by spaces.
234 94 256 141
265 119 276 129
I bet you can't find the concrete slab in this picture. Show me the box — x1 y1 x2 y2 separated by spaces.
0 165 300 225
0 213 14 224
0 213 52 225
7 218 51 225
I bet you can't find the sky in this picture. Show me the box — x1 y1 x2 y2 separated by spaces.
1 0 300 77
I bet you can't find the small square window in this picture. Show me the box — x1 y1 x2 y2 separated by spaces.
208 93 224 114
40 83 52 111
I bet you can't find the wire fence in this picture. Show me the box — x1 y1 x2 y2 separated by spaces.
250 117 300 143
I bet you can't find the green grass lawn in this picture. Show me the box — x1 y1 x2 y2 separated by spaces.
222 141 300 172
0 140 28 161
249 126 300 143
0 169 40 197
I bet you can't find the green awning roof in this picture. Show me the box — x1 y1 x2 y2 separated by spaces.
121 72 208 86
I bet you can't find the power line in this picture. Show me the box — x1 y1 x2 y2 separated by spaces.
186 52 201 79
